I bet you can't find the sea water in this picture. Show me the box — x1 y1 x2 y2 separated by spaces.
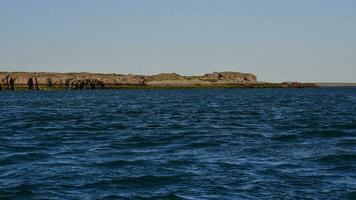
0 88 355 199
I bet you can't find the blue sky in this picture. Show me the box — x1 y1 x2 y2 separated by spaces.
0 0 355 82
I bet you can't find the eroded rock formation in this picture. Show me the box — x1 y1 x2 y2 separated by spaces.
0 72 146 90
0 71 315 90
143 72 257 86
0 71 258 90
0 76 15 90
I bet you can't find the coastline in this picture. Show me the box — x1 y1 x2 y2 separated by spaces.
0 71 319 90
3 83 318 91
314 83 356 88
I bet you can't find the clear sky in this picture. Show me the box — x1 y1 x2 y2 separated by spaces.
0 0 355 82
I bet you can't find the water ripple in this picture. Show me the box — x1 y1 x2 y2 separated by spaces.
0 88 355 199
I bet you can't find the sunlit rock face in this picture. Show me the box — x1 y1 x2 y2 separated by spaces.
0 71 317 90
0 72 146 90
0 71 258 90
200 72 257 83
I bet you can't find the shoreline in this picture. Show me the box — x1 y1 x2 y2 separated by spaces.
4 83 318 91
314 83 356 88
2 71 353 91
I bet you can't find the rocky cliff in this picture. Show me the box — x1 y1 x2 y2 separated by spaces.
0 71 315 90
0 71 260 90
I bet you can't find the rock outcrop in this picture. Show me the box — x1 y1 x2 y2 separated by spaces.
0 72 145 90
0 71 315 90
143 72 257 86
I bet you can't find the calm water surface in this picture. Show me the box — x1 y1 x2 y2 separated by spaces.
0 88 355 199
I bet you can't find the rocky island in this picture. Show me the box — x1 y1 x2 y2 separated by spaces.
0 71 316 90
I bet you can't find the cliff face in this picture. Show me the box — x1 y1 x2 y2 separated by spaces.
0 71 258 90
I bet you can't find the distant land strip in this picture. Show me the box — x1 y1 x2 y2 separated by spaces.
314 83 356 87
0 71 318 90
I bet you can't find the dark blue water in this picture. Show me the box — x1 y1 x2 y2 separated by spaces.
0 89 355 199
